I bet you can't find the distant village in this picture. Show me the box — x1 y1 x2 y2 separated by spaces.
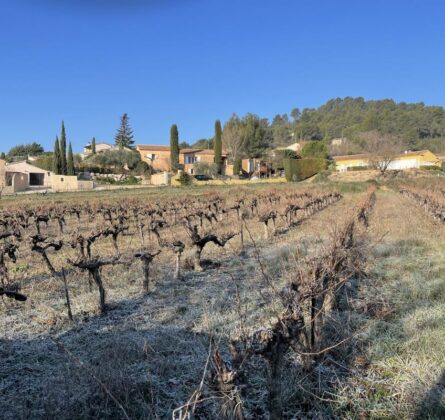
0 135 443 195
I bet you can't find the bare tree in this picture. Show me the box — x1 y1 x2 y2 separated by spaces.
222 114 245 163
360 131 404 174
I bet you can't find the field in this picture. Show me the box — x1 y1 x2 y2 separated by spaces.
1 180 444 419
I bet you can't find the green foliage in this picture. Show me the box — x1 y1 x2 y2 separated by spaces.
52 137 61 175
0 152 5 160
283 158 327 181
233 158 242 175
243 113 271 158
115 113 134 150
134 160 151 176
83 149 141 172
177 171 192 186
33 154 54 171
7 142 44 158
293 97 445 146
91 137 96 154
60 121 67 175
67 142 75 175
214 120 223 173
301 141 328 158
170 124 180 172
179 141 191 149
347 166 371 171
271 114 292 146
193 162 218 177
271 149 297 171
192 138 213 149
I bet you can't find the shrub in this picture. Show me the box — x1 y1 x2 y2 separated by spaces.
284 158 327 182
301 141 328 159
177 171 192 186
421 165 443 171
193 162 218 177
347 166 371 171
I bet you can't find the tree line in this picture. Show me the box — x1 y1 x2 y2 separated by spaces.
3 97 445 171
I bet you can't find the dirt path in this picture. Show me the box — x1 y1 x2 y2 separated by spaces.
341 189 445 417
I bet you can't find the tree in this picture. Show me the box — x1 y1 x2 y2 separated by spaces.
179 141 191 149
91 137 97 154
214 120 223 173
271 114 292 146
0 152 5 160
7 142 44 158
242 114 271 158
222 114 245 163
361 131 404 174
301 141 328 158
170 124 180 172
115 113 134 150
60 121 67 175
52 137 61 175
67 142 75 175
193 138 213 149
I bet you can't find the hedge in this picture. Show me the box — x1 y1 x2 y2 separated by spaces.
283 158 327 182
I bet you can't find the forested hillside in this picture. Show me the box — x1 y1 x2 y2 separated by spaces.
294 97 445 149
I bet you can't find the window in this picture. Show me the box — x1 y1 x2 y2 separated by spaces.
61 177 64 182
146 153 156 160
29 173 44 186
185 155 197 164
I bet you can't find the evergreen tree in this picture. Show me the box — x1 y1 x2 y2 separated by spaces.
52 137 61 175
0 152 5 160
60 121 67 175
214 120 223 174
170 124 180 172
67 142 75 175
91 137 96 154
115 113 134 150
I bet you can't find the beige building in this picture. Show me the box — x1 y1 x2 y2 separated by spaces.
137 145 172 172
5 161 53 189
137 145 228 174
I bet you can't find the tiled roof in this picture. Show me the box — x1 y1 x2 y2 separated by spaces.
137 145 171 151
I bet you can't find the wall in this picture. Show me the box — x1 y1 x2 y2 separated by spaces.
51 175 93 192
150 172 170 186
0 159 5 189
171 176 286 187
138 149 171 171
3 173 29 194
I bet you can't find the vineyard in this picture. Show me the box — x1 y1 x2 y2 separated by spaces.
1 182 445 418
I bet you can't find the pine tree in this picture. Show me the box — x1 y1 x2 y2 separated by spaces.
115 113 134 150
214 120 223 174
91 137 96 154
0 152 5 160
53 137 61 175
67 142 74 175
170 124 180 172
60 121 67 175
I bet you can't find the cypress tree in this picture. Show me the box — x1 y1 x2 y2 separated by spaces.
214 120 223 174
91 137 96 154
53 137 61 175
67 142 74 175
0 152 5 160
115 113 134 150
170 124 180 172
60 121 67 175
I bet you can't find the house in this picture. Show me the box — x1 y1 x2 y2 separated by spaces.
180 149 228 174
331 138 347 146
334 150 441 172
137 145 172 172
5 161 53 190
136 145 228 174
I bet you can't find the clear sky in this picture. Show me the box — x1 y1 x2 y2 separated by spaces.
1 0 444 153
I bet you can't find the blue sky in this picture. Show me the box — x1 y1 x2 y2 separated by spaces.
1 0 444 153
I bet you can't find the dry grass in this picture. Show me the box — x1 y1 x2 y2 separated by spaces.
1 182 445 418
